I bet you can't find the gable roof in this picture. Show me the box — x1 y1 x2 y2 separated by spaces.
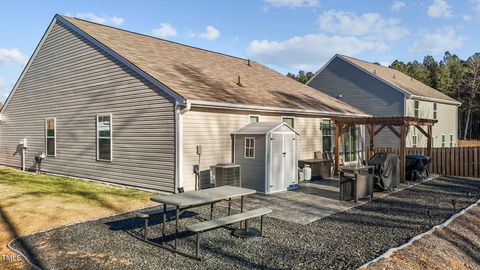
50 15 366 117
234 122 298 135
336 55 460 105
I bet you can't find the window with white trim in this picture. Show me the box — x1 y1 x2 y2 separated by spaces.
449 134 453 147
412 134 417 147
414 100 419 118
244 137 255 159
45 118 56 156
441 134 446 148
282 116 294 128
97 114 112 161
433 103 437 120
249 115 259 123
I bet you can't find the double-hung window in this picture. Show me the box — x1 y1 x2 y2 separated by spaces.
412 134 417 147
414 100 419 118
433 103 437 120
97 114 112 161
281 116 294 128
249 115 259 123
245 137 255 158
322 120 332 153
449 134 453 147
45 118 56 156
441 134 446 148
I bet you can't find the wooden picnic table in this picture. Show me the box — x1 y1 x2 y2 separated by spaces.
150 185 256 254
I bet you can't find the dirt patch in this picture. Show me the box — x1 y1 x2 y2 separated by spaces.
365 204 480 270
0 166 155 270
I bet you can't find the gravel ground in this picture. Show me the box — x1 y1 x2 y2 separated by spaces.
365 204 480 270
10 176 480 270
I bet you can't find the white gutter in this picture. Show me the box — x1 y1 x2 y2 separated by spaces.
187 99 371 118
409 95 461 106
175 102 191 192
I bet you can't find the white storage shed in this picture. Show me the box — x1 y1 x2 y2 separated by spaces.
234 122 299 194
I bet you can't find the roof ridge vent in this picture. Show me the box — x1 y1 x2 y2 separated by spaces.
247 59 252 66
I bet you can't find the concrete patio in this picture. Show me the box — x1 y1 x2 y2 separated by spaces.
244 177 434 225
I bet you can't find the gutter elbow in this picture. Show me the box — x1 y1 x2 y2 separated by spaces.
180 102 191 114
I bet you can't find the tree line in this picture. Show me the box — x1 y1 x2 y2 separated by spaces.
287 52 480 140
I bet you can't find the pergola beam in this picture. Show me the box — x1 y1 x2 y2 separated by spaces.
387 125 401 139
332 116 437 182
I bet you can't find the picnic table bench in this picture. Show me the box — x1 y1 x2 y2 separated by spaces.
140 185 270 259
186 208 272 259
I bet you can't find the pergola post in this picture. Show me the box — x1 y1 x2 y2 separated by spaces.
334 123 341 176
368 123 375 158
399 125 406 183
427 125 433 157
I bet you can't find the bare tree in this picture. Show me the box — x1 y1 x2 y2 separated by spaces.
463 54 480 139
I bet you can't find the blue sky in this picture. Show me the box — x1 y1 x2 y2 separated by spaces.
0 0 479 102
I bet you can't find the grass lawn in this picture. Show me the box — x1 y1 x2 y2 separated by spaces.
0 166 155 270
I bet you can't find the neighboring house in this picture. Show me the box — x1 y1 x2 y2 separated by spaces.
307 54 461 149
0 15 369 193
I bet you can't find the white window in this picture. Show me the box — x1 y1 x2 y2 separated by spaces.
414 100 419 118
244 137 255 159
449 134 453 147
433 103 437 120
441 134 446 148
412 134 417 147
281 116 294 128
97 114 112 161
45 118 56 156
249 115 259 123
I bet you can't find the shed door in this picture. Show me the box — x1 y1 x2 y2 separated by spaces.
269 133 296 193
270 133 284 192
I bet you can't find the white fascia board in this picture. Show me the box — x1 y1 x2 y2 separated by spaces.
305 54 338 85
408 95 461 106
187 99 372 118
0 17 59 120
55 15 186 105
336 55 412 98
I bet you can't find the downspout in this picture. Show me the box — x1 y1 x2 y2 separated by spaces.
175 101 191 193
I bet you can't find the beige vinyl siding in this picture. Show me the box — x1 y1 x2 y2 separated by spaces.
0 21 176 192
405 98 458 148
181 108 324 191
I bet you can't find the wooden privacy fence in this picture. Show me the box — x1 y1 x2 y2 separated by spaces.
371 146 480 178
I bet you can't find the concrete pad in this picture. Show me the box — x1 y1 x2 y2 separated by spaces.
243 176 436 225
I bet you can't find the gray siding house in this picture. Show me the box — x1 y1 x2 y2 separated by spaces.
0 15 368 193
308 55 461 148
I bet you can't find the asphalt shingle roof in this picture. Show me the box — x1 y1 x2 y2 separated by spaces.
61 16 367 116
339 55 459 104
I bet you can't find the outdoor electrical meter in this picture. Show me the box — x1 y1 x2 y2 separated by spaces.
196 145 202 156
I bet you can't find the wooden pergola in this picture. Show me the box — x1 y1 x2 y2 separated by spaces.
331 116 438 182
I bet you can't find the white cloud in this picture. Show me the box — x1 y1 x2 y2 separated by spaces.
152 23 177 38
190 26 221 41
0 77 10 101
427 0 452 18
410 27 464 55
263 0 319 8
318 10 409 41
470 0 480 13
0 48 28 66
64 13 124 26
462 14 472 21
247 34 387 70
391 1 406 12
